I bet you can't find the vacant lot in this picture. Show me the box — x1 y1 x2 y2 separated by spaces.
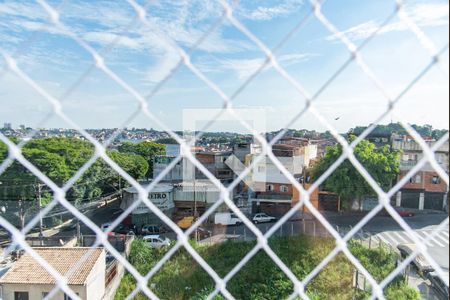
115 235 420 300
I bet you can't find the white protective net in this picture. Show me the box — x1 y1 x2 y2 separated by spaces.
0 1 448 300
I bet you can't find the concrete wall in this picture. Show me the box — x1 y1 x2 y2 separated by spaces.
173 186 221 204
252 156 303 185
153 156 183 181
105 237 134 300
86 250 106 300
1 283 86 300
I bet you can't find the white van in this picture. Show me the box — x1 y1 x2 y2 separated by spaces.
214 212 242 226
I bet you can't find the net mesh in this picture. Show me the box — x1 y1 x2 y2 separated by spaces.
0 1 448 299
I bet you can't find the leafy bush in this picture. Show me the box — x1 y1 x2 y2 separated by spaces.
115 237 420 300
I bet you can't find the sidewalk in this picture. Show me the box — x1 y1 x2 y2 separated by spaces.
321 208 447 218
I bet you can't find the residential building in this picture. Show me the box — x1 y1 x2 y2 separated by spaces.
153 156 184 182
232 143 251 163
248 141 318 216
173 180 226 214
292 184 340 213
120 183 175 227
392 134 449 211
193 152 234 183
0 247 105 300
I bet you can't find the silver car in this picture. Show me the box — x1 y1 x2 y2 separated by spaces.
252 213 277 224
397 243 434 274
143 235 171 248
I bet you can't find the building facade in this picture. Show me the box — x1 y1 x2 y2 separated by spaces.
120 183 175 227
392 135 449 211
0 248 105 300
248 141 318 216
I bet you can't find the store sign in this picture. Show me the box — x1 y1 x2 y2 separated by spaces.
149 193 168 200
132 192 171 214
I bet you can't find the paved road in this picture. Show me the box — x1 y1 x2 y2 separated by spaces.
374 227 449 270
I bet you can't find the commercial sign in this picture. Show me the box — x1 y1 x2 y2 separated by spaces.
132 192 172 214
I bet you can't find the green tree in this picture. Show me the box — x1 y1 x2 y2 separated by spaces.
312 136 400 210
118 141 165 178
0 138 149 205
108 150 148 180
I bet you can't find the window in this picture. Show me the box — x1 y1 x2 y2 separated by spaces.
257 165 265 172
266 184 274 191
409 174 421 184
415 175 421 184
432 176 440 184
280 185 288 193
14 292 29 300
64 293 79 300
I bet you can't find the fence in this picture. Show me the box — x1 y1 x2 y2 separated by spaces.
0 1 448 300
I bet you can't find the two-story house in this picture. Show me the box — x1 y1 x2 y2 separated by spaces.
392 134 449 211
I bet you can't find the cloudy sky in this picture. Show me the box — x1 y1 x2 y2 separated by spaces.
0 0 448 133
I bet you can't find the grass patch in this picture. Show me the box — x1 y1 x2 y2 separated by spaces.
114 236 420 300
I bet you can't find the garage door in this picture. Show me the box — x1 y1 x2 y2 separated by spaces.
401 191 420 209
424 192 444 211
318 193 339 211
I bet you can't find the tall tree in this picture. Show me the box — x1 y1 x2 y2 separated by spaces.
118 141 165 178
312 136 401 210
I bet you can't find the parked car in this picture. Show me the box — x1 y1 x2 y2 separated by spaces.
252 213 277 224
393 207 415 217
141 224 167 235
214 212 242 226
427 272 449 300
379 207 415 218
105 251 115 264
100 222 112 232
397 244 434 274
113 224 136 235
143 235 171 248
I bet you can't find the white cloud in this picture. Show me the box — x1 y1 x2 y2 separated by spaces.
327 2 449 42
143 49 181 84
82 32 142 50
237 0 304 21
202 53 315 79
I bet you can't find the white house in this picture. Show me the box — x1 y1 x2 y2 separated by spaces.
0 247 105 300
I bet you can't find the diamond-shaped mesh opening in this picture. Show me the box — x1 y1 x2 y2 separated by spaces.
226 247 295 299
305 252 355 299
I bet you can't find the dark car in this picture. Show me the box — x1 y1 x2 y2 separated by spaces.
113 224 136 235
427 272 449 300
141 224 167 235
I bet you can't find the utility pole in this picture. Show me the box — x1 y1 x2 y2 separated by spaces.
301 165 306 219
194 181 198 242
76 218 81 245
118 176 122 199
36 182 44 246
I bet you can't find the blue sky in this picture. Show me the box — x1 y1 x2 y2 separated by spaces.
0 0 448 133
